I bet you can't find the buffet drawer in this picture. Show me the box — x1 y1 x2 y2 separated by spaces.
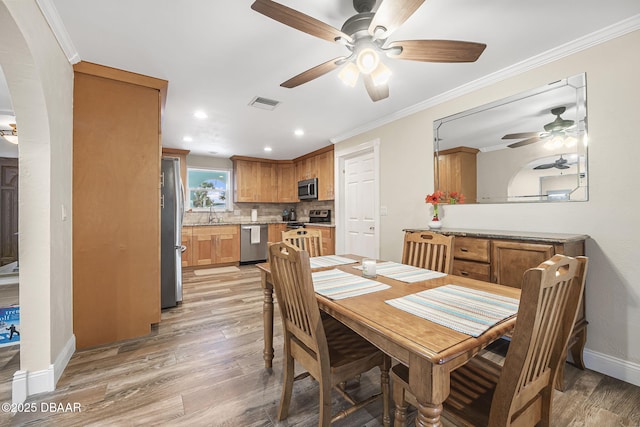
453 236 491 262
452 259 491 282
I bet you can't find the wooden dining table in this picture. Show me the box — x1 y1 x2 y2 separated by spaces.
255 255 520 427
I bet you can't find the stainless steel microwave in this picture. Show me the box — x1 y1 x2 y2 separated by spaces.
298 178 318 200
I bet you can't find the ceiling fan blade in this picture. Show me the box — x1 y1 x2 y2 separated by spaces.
507 136 543 148
387 40 486 63
280 57 346 88
251 0 352 44
533 164 554 170
363 74 389 102
502 132 540 140
556 164 570 169
369 0 425 38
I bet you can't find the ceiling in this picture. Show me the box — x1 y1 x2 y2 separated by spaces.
2 0 640 160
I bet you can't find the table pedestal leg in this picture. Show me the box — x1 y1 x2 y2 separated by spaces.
261 273 274 369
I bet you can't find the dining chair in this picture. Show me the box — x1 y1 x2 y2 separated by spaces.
268 241 391 427
401 230 455 274
391 254 588 427
281 228 323 257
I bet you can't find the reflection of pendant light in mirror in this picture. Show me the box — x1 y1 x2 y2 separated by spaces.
544 132 576 150
0 124 18 145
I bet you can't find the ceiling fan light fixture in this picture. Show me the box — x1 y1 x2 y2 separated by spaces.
356 48 379 74
370 61 391 86
338 62 359 87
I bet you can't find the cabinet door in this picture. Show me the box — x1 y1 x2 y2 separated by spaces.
257 162 277 202
181 227 193 267
491 240 554 287
316 151 334 201
192 226 216 266
214 232 240 263
234 160 258 202
268 223 288 243
296 156 317 181
306 226 335 255
277 163 297 202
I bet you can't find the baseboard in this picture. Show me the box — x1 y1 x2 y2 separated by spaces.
583 348 640 387
12 334 75 404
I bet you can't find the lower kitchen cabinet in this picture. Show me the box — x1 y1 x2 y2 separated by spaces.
181 227 193 267
305 225 335 255
190 225 240 266
268 223 288 244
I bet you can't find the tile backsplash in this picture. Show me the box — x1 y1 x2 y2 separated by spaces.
183 200 334 225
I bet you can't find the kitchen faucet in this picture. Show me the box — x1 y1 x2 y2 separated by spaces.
208 206 220 223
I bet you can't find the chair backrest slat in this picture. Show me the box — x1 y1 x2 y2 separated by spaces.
402 231 454 274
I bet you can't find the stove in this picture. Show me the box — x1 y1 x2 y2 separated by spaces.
309 209 331 224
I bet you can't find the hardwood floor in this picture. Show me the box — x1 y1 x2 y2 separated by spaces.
0 265 638 426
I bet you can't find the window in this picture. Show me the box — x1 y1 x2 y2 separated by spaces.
187 167 231 211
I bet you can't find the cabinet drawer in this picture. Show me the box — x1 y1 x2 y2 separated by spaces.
453 237 490 262
452 259 491 282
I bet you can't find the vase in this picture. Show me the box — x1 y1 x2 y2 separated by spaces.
428 219 442 229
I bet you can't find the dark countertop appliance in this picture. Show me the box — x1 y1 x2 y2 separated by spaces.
309 209 331 224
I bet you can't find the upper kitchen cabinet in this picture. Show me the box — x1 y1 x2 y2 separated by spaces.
72 61 168 349
231 157 279 203
294 145 335 201
277 161 297 202
436 146 478 204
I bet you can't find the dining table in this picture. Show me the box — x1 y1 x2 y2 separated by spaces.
255 254 520 427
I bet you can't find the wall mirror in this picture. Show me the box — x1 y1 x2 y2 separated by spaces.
434 73 588 204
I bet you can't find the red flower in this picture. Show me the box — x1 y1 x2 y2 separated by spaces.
424 191 445 205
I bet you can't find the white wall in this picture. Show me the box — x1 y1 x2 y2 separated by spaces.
335 30 640 384
0 0 74 399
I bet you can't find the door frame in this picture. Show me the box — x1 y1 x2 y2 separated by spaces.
334 139 380 258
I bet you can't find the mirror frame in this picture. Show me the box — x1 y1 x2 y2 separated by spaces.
434 73 588 204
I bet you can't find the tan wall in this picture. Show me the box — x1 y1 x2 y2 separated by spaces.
336 30 640 371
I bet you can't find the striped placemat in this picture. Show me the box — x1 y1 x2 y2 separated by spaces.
385 284 519 337
355 261 447 283
312 269 390 300
309 255 359 269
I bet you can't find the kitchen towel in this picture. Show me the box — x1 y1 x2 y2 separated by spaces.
312 269 390 300
250 225 261 244
385 284 519 337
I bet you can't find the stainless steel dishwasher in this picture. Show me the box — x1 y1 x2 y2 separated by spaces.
240 224 268 263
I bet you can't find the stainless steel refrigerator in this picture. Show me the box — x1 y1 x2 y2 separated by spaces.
161 158 184 308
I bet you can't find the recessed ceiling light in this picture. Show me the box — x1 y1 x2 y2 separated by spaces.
264 147 272 152
194 110 208 119
294 129 304 137
183 136 193 142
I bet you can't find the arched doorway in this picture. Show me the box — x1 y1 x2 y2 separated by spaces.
0 0 74 403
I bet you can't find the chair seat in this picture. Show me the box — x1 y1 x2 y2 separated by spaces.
324 315 385 382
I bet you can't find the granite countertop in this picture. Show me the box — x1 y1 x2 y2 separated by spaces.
404 227 589 243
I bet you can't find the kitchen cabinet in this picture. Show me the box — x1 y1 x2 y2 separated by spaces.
191 225 240 266
276 162 297 202
233 158 259 202
316 150 334 201
268 223 288 244
305 225 335 255
407 228 588 390
72 61 167 349
435 146 478 204
296 155 317 182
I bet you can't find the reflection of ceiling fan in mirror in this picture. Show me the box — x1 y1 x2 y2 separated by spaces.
251 0 487 102
533 155 571 170
0 123 18 145
503 107 576 148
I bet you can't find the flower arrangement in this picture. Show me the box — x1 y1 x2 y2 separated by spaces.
425 190 465 221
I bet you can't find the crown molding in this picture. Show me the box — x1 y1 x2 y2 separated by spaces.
330 14 640 144
36 0 80 64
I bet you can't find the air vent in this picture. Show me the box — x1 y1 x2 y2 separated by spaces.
249 96 280 111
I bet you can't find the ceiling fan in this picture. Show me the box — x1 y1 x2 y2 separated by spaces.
503 106 576 148
533 155 570 170
251 0 487 102
0 123 18 145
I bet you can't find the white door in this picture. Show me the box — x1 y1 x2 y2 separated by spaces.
343 149 377 258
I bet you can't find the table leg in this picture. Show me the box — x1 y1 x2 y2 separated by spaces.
261 271 274 369
408 354 447 427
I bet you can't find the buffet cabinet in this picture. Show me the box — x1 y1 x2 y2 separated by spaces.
405 228 589 390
